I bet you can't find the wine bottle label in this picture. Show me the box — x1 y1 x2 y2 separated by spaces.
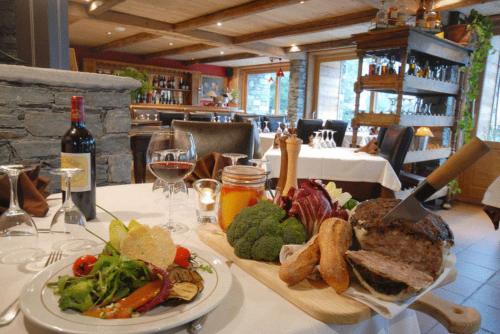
61 152 91 192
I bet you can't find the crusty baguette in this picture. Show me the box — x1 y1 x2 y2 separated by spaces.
279 235 320 286
318 218 352 293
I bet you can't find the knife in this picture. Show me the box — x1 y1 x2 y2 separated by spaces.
382 137 490 223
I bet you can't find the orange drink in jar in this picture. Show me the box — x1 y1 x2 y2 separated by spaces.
218 165 266 231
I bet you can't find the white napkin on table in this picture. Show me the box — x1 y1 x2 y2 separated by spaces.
342 253 456 319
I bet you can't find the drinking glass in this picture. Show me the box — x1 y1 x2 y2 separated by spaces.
147 130 197 233
263 121 270 133
249 158 272 197
193 179 221 224
0 165 38 237
222 153 247 166
0 164 43 265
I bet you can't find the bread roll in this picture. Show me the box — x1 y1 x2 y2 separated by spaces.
279 235 320 286
318 218 352 293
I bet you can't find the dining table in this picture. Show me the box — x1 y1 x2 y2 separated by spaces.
0 183 422 334
264 145 401 192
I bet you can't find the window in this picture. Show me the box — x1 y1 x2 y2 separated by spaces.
243 66 290 116
315 58 370 122
477 36 500 142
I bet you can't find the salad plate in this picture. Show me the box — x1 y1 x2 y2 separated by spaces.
19 245 232 334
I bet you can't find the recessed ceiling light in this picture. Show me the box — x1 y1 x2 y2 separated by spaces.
115 26 126 32
169 42 174 46
106 31 112 36
299 1 305 3
220 51 225 55
216 22 222 26
89 0 103 12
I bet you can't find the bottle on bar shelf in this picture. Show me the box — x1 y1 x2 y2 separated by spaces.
416 0 426 28
61 96 96 220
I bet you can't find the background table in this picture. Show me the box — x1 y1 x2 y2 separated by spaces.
259 132 276 156
264 146 401 192
343 132 377 148
0 184 419 334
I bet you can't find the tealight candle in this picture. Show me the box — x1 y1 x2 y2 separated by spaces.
193 179 221 224
200 188 215 211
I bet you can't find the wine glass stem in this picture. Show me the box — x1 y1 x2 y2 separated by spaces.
167 182 174 225
64 176 74 208
8 172 20 210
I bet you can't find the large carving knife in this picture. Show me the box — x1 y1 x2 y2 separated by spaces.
382 137 490 223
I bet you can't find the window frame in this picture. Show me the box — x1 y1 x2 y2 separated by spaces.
240 63 290 115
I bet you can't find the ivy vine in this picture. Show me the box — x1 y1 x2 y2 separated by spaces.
458 10 494 143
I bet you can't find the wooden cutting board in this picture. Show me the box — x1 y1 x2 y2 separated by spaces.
199 227 481 333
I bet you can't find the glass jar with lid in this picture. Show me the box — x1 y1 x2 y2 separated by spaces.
218 165 266 231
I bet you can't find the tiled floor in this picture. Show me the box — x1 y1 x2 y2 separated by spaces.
415 202 500 334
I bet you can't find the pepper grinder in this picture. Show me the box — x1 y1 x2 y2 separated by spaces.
276 135 289 192
283 134 302 196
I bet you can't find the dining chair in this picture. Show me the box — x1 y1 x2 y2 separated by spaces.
377 125 414 177
234 113 263 128
296 119 323 144
172 120 258 162
324 120 348 147
188 112 214 122
263 115 287 132
158 111 186 126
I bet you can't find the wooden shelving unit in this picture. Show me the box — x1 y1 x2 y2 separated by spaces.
83 58 201 105
351 27 472 199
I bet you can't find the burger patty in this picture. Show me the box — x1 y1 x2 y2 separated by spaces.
350 198 454 278
346 250 434 295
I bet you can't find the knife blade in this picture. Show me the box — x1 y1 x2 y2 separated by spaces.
382 137 490 223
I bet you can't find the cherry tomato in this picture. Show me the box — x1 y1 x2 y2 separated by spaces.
72 255 97 277
174 246 191 268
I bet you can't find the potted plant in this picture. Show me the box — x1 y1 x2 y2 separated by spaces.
442 179 462 209
457 10 493 144
115 67 153 103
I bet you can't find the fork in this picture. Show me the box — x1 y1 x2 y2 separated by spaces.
0 250 63 326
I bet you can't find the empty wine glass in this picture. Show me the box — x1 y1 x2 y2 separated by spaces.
0 164 43 265
0 165 38 237
328 130 337 148
222 153 247 166
249 158 272 197
147 130 197 233
276 122 283 134
263 121 270 133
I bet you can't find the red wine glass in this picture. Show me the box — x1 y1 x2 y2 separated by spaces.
146 130 196 233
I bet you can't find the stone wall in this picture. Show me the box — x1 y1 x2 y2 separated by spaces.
287 56 307 124
0 0 17 62
0 64 140 193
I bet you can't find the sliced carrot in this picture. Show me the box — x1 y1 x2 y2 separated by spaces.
84 280 162 319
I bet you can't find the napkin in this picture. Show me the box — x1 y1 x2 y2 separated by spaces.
355 138 378 154
186 152 231 183
343 253 456 319
0 166 50 217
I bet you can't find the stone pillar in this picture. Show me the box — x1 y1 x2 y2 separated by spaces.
287 53 307 125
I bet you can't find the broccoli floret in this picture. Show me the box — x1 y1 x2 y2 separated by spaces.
251 236 284 261
258 216 282 236
242 226 262 243
281 217 307 244
234 238 253 259
58 280 95 312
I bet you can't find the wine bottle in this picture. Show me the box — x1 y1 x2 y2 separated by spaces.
61 96 96 220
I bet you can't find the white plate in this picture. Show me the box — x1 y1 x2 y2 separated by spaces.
20 246 232 334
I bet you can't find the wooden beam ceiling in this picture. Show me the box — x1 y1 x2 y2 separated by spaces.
185 52 258 65
144 44 217 59
70 2 285 57
435 0 498 11
88 0 126 16
174 0 309 32
233 9 377 44
92 32 159 52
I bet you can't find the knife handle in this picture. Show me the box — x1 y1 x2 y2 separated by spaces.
414 137 490 201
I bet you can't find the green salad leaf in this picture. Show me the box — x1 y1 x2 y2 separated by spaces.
49 252 152 313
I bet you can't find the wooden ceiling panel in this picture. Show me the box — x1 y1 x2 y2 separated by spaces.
208 56 274 67
168 47 243 61
111 36 194 54
201 0 372 36
112 0 251 24
264 22 370 47
69 19 143 46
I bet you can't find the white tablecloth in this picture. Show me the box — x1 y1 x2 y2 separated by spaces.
482 176 500 208
259 133 276 156
264 146 401 191
343 132 377 148
0 183 418 334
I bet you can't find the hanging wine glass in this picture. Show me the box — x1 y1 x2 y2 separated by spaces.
263 121 270 133
276 122 283 134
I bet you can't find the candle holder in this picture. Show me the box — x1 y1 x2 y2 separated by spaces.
193 179 221 224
